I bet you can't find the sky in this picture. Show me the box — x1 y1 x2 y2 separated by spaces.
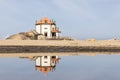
0 0 120 39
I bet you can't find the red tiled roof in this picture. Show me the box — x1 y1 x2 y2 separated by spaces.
36 17 54 25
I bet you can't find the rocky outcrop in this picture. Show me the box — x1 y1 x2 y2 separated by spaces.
6 30 37 40
6 30 73 40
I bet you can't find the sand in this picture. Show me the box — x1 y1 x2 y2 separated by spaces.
0 39 120 47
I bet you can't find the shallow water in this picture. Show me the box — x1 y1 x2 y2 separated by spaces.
0 54 120 80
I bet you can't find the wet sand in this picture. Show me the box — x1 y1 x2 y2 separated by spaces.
0 46 120 53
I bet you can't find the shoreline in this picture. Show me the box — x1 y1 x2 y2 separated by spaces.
0 40 120 53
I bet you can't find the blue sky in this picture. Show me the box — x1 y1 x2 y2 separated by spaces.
0 0 120 39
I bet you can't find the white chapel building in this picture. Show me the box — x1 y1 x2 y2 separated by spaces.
35 17 61 39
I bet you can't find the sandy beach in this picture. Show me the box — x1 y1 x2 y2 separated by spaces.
0 39 120 47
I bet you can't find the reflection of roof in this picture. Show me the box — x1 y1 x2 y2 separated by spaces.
36 66 55 74
36 17 55 25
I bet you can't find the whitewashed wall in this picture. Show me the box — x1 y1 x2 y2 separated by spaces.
36 25 41 34
36 24 60 38
41 25 51 38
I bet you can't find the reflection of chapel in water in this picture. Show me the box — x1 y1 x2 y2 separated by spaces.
35 56 60 74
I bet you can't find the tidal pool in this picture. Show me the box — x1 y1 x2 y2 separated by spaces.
0 54 120 80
